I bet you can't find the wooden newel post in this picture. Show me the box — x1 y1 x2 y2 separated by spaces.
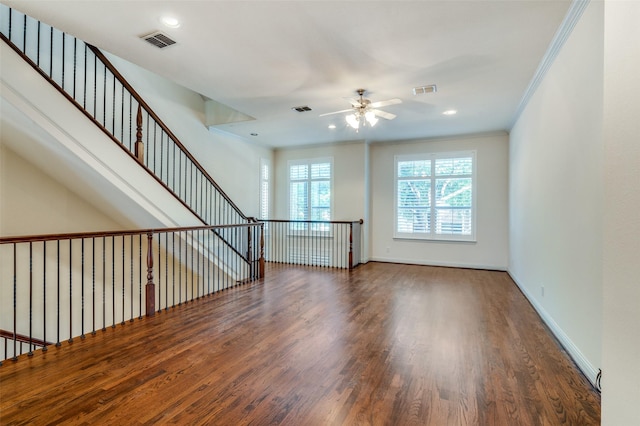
134 104 144 164
259 224 265 279
348 222 354 270
145 233 155 316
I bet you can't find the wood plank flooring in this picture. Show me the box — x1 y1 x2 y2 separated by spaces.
0 262 601 425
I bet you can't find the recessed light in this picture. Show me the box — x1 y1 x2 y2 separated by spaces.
250 133 258 136
328 124 336 129
160 16 181 28
443 110 457 115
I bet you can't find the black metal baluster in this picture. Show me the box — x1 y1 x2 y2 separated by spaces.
102 237 106 331
61 32 65 90
190 162 194 213
69 239 73 343
111 236 115 328
28 242 33 356
165 232 169 310
160 132 164 184
191 231 194 301
152 123 157 174
128 95 132 151
172 232 176 308
47 26 53 77
43 241 47 351
83 44 87 109
81 238 85 339
139 234 142 319
178 232 182 305
121 235 125 325
93 51 97 119
11 244 16 360
112 70 116 136
73 38 77 101
36 20 40 66
157 232 161 310
92 238 96 335
21 13 26 56
8 6 12 41
56 240 61 347
145 111 150 166
102 61 106 126
130 235 134 322
172 144 177 197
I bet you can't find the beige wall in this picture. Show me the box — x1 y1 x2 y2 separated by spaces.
509 0 603 385
370 133 509 270
274 142 366 222
602 1 640 424
105 53 273 218
0 144 126 236
273 134 508 270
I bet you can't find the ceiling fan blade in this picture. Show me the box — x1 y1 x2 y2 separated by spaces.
371 109 396 120
319 108 354 117
369 98 402 109
345 97 363 108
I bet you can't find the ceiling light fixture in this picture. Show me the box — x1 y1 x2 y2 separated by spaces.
346 109 378 131
442 109 457 115
328 124 336 129
160 16 181 28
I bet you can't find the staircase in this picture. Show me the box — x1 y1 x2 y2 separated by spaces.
0 5 263 362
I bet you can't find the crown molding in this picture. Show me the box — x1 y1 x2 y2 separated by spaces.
510 0 591 129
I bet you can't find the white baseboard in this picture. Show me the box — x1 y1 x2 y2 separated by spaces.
368 256 507 271
508 271 599 387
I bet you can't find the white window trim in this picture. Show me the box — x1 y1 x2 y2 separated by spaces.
259 158 270 220
287 157 334 234
394 150 477 242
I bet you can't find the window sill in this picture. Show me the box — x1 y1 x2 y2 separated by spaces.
393 235 477 244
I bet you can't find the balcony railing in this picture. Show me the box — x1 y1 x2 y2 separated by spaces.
0 5 249 237
261 220 362 269
0 223 264 364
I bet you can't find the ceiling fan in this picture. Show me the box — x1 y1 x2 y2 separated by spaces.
320 89 402 130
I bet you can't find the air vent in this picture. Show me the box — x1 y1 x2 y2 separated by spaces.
292 106 312 112
412 85 437 95
141 31 177 49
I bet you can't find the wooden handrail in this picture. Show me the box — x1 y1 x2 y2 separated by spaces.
0 31 206 225
0 223 263 245
257 219 364 225
0 330 51 347
86 45 248 221
1 24 248 227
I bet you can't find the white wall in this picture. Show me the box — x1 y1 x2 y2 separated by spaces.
273 142 366 221
370 133 509 270
0 144 126 236
509 0 603 384
602 1 640 424
105 54 273 218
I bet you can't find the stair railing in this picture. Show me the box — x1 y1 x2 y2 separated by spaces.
0 222 264 365
0 5 250 257
260 219 363 269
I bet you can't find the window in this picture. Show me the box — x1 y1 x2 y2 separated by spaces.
259 158 270 219
395 151 475 241
289 158 332 229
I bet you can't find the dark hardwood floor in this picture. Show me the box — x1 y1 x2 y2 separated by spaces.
0 262 600 425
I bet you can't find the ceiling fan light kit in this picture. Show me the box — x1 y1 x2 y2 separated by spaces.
320 88 401 132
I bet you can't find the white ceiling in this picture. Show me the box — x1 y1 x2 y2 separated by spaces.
3 0 572 148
